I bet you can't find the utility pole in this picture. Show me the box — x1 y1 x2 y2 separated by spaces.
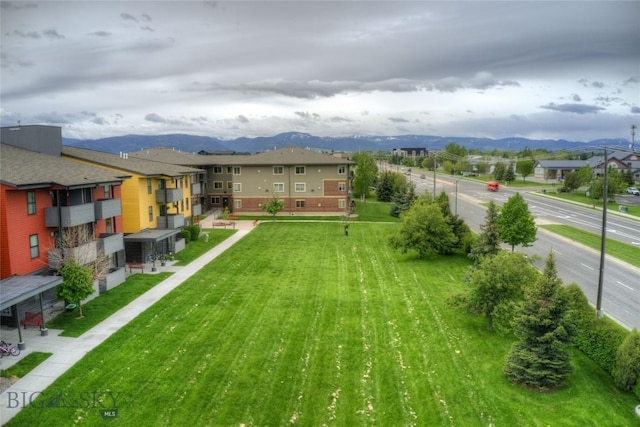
596 147 608 318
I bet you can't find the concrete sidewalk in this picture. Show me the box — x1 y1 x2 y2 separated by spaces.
0 220 255 425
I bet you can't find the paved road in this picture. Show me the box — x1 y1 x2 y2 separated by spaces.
408 171 640 330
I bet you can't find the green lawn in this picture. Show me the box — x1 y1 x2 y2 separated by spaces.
546 191 640 217
0 352 52 380
47 273 171 337
173 229 236 265
8 223 637 426
540 224 640 268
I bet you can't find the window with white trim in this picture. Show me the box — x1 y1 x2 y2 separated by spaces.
211 196 220 204
213 166 223 174
273 183 284 193
295 166 305 175
148 206 153 222
338 165 346 174
234 200 242 209
213 181 223 189
233 183 242 192
295 183 306 192
226 166 233 174
296 200 305 208
338 199 346 209
338 182 346 192
273 166 284 175
233 166 241 175
227 181 233 190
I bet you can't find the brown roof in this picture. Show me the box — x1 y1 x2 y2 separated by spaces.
62 146 204 177
127 147 245 166
0 144 128 189
233 146 355 166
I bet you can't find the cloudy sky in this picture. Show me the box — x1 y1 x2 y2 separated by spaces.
1 1 638 142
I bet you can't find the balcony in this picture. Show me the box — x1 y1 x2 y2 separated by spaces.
94 199 122 219
48 240 98 269
155 188 183 204
98 233 124 255
45 203 95 228
157 214 184 229
192 204 202 216
99 267 126 293
191 182 202 195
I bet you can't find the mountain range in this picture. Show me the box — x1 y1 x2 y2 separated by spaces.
63 132 632 155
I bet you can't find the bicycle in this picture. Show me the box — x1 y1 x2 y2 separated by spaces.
0 340 20 357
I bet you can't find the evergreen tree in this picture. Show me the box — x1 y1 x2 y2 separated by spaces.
469 200 501 263
612 329 640 392
504 252 574 389
493 161 506 181
505 163 516 183
390 182 416 217
376 171 394 202
497 193 537 251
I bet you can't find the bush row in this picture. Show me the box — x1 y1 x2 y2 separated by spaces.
180 224 201 243
566 284 640 399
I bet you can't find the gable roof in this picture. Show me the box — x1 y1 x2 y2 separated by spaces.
534 160 587 168
126 147 245 166
62 146 204 177
0 144 128 189
232 146 355 166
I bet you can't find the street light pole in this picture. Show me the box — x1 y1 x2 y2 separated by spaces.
455 179 459 215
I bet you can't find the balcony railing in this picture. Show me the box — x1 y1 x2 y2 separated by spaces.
94 199 122 219
191 182 202 195
98 233 124 255
155 188 183 204
192 204 202 216
45 203 96 228
48 240 98 269
157 214 184 229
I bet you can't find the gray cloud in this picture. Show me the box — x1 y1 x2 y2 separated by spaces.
43 29 64 39
10 30 41 39
89 31 112 37
539 103 605 114
591 81 605 89
237 115 249 123
572 94 582 102
0 2 38 11
121 13 138 22
91 117 108 125
328 116 352 123
388 117 409 123
145 113 166 123
631 107 640 114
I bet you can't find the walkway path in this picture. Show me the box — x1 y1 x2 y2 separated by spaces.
0 219 255 425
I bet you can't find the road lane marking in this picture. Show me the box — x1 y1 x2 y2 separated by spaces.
581 263 594 270
616 281 634 291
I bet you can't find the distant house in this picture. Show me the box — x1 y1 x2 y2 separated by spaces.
1 126 128 335
588 151 640 180
533 160 587 180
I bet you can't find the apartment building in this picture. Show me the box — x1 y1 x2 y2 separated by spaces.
62 146 204 263
0 126 128 335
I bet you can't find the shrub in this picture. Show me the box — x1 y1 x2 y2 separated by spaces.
612 329 640 393
566 284 627 374
187 224 201 241
181 229 191 243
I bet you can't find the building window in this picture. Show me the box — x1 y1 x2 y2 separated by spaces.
213 166 223 174
338 182 346 192
338 165 346 174
180 200 184 212
148 206 153 222
186 197 189 208
234 200 242 209
227 181 233 190
158 179 165 190
233 166 241 175
211 196 220 204
159 205 166 216
233 183 242 192
273 166 284 175
147 179 152 194
27 191 36 215
296 200 305 208
103 184 111 199
295 183 306 192
214 181 223 189
106 218 113 233
273 183 284 193
29 234 39 259
295 166 305 175
338 199 346 209
226 166 233 174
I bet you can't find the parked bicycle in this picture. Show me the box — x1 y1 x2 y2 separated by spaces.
0 340 20 357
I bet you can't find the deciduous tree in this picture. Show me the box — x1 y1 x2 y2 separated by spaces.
56 258 95 318
516 160 535 181
497 193 537 251
352 152 378 199
465 251 537 331
262 196 285 217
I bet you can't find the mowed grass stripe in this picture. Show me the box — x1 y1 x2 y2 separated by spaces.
7 222 639 426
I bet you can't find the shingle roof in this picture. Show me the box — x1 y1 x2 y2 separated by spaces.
232 146 355 166
0 144 128 189
127 147 245 166
62 146 204 177
535 160 587 168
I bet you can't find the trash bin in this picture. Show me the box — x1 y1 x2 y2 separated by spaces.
619 205 628 213
65 303 77 312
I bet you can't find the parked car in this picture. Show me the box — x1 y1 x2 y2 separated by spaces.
627 187 640 196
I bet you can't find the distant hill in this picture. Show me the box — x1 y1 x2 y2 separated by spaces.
63 132 632 154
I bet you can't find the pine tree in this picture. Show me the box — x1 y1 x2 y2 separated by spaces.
504 252 574 389
505 163 516 183
376 171 394 202
469 200 501 263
